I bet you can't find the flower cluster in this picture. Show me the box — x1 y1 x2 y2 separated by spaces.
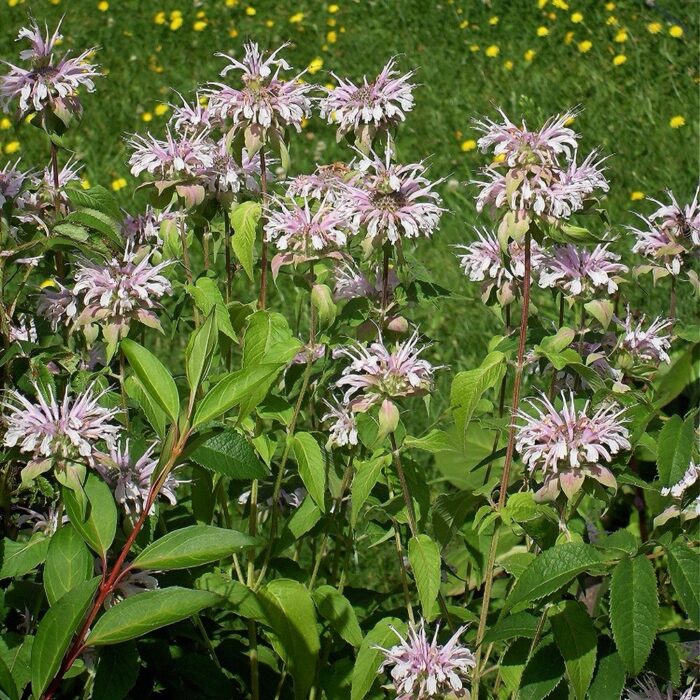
616 309 673 365
515 392 630 501
655 462 699 526
321 397 359 449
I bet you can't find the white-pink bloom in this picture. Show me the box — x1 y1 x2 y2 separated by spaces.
122 205 183 246
0 159 31 207
335 331 438 411
348 149 444 244
333 261 398 302
626 676 699 700
2 383 120 465
322 397 358 448
169 91 217 133
516 392 630 501
286 162 353 203
127 129 215 180
655 461 700 527
37 283 79 331
376 620 475 699
103 567 159 608
617 310 673 364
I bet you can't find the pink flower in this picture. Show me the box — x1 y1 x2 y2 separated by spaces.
376 620 475 699
334 331 438 411
127 129 215 180
515 392 630 501
617 309 672 364
206 42 313 141
0 20 101 121
36 283 79 331
625 676 699 700
103 567 159 608
320 57 415 144
0 159 31 207
121 205 183 246
18 157 81 218
286 162 353 203
169 91 217 133
322 397 359 448
72 247 172 338
333 261 398 301
348 149 444 245
538 244 628 297
2 383 121 466
95 440 178 516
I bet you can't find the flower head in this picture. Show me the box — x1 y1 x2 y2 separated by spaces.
0 19 101 123
376 620 475 699
2 383 120 468
37 282 79 331
348 149 444 245
122 205 182 247
169 91 217 133
333 261 398 301
617 309 672 364
538 244 628 297
286 162 353 203
322 397 359 448
320 58 415 147
72 247 172 338
206 41 313 145
95 440 178 515
0 159 31 207
515 392 630 501
625 676 699 700
104 567 159 608
335 331 438 411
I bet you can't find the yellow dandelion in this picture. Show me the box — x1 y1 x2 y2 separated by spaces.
111 177 127 192
245 6 256 16
198 95 209 106
0 118 11 130
193 20 207 31
229 28 239 38
538 0 548 8
40 279 58 290
307 57 323 74
614 29 627 42
327 18 336 26
80 177 91 190
265 19 274 28
669 115 686 128
327 3 339 12
289 12 304 23
604 1 615 9
504 59 514 70
459 20 469 29
324 82 334 90
485 45 500 57
547 12 556 20
612 54 626 66
225 0 238 6
469 44 480 52
669 25 683 38
564 30 575 44
327 30 337 43
4 141 20 155
97 1 109 11
461 139 477 152
154 103 169 116
552 0 569 9
578 40 592 53
488 16 499 25
154 11 166 25
647 22 662 34
169 16 183 31
170 10 182 18
630 191 645 201
571 12 583 23
196 10 205 18
537 26 550 37
606 15 618 26
142 112 153 122
524 48 536 61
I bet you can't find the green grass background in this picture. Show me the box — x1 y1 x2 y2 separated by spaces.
0 0 698 371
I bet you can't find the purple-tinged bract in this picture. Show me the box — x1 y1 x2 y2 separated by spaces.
617 310 673 364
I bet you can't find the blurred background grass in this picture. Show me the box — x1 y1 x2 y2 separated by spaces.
0 0 698 373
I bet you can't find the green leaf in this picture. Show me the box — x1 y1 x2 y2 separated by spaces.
292 432 327 512
519 642 564 700
450 351 506 450
64 473 117 557
132 525 259 571
193 363 287 427
408 535 441 620
0 533 49 580
588 642 625 700
195 573 269 624
187 277 236 340
124 375 166 438
86 588 221 645
351 454 390 527
609 555 658 674
500 638 530 695
258 579 320 700
230 201 261 281
657 414 695 487
186 310 218 393
121 339 180 423
190 431 268 480
66 208 122 247
482 611 541 644
92 642 139 700
549 600 597 700
66 185 121 220
44 525 93 605
403 429 455 454
666 543 700 625
243 311 297 367
31 577 100 699
0 654 18 700
351 617 405 700
313 585 363 648
506 542 602 611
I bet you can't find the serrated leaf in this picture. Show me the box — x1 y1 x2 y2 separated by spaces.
313 585 363 647
132 525 259 571
519 641 564 700
190 431 268 480
92 642 139 700
86 588 221 645
0 533 49 580
351 454 389 527
121 339 180 423
351 617 405 700
609 555 658 675
64 473 117 558
187 278 236 340
482 611 541 644
230 201 261 281
292 432 326 512
550 601 597 700
408 535 441 620
666 543 700 625
657 414 695 487
506 542 602 611
44 525 93 605
66 208 122 247
31 577 100 699
588 641 625 700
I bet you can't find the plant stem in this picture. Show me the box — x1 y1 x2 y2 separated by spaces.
472 231 532 699
50 142 65 278
223 208 232 303
670 275 677 320
380 243 391 320
258 149 269 310
246 475 260 699
389 432 418 538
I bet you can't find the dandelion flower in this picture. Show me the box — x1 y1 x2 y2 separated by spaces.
578 40 592 52
668 25 684 38
669 115 686 129
613 54 627 66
